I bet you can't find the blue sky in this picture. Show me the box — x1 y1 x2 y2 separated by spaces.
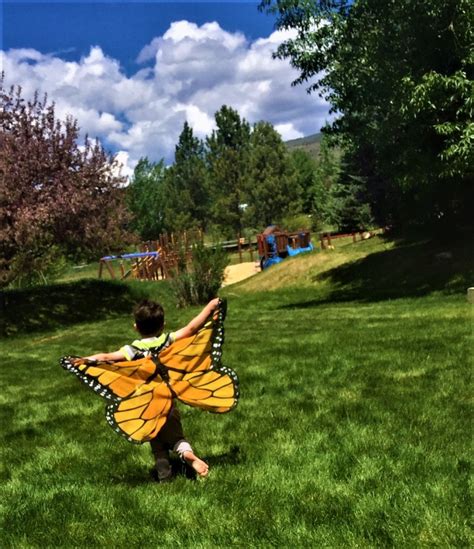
1 1 330 174
2 1 276 75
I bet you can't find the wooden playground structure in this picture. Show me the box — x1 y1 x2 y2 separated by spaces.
256 226 313 269
98 230 202 281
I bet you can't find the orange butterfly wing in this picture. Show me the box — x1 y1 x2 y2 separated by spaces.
107 380 173 442
170 368 239 413
158 298 239 413
60 299 238 443
60 356 172 443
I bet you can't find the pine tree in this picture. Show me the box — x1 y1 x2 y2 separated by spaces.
163 122 208 232
245 121 300 228
206 106 251 237
290 149 317 214
127 158 167 240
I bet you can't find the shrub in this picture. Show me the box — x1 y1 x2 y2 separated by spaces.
7 246 67 288
171 242 229 307
280 213 313 232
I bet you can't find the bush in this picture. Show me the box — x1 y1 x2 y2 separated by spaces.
7 246 67 288
280 213 313 232
171 242 229 307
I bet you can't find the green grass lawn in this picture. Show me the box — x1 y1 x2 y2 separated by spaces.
1 236 472 547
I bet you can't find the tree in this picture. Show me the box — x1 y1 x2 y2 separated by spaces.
127 157 167 240
290 149 317 214
325 177 374 232
244 121 300 228
311 135 342 229
0 83 128 287
162 122 209 232
259 0 474 229
206 106 251 237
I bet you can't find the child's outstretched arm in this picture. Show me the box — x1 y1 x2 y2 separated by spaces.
81 350 127 362
173 298 220 341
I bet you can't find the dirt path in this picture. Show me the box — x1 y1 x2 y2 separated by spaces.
222 261 260 286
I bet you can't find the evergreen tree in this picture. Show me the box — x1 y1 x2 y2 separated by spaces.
245 121 300 228
127 158 166 240
206 106 251 237
163 122 208 232
311 136 341 229
290 149 317 214
326 178 374 233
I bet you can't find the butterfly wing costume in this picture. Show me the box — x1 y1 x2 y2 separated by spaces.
60 299 239 443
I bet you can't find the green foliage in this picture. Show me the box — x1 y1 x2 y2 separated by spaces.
280 213 312 232
259 0 474 229
162 122 209 232
290 149 317 213
8 245 68 289
310 135 342 230
127 158 167 240
206 106 251 236
171 242 229 307
325 179 374 232
244 121 300 228
285 132 322 162
404 65 474 179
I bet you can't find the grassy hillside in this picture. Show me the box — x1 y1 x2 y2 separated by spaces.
1 236 472 547
239 234 472 299
285 132 322 161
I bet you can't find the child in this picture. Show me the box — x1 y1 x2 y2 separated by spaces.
79 297 221 482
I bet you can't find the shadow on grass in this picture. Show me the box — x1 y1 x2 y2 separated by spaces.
204 445 242 467
280 237 473 307
111 458 199 486
0 279 142 338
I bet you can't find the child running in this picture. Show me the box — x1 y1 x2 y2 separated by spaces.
78 297 221 482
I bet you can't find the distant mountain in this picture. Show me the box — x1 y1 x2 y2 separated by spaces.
285 132 322 161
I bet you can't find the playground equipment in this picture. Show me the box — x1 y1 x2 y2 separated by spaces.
257 226 314 269
98 251 167 281
98 229 202 281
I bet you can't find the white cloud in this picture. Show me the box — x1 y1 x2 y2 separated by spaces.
1 21 331 173
275 123 304 141
162 20 246 50
113 150 135 180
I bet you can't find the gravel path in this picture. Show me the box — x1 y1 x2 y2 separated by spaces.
222 261 260 286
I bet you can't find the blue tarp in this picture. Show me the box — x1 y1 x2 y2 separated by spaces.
262 256 283 269
286 242 314 256
101 251 160 261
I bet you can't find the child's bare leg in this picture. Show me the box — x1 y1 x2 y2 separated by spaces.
182 450 209 477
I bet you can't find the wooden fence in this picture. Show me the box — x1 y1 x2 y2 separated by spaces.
319 227 387 249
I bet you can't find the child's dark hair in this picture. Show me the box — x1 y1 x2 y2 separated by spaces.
133 300 165 336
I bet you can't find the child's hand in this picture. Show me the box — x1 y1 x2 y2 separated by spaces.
208 298 220 320
209 297 220 311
